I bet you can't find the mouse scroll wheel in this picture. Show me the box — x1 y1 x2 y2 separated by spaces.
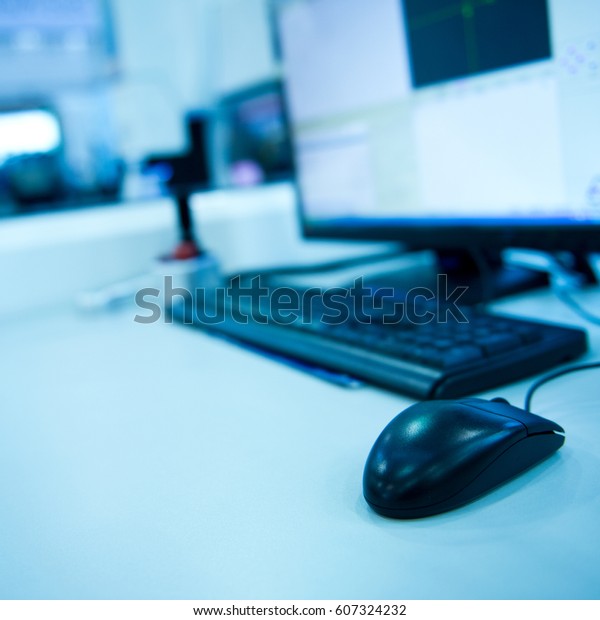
491 397 510 405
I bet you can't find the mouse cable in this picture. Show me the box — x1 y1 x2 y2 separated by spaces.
524 361 600 412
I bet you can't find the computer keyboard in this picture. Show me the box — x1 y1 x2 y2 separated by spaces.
174 286 588 399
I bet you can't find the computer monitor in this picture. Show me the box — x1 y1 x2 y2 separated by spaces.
215 80 295 187
275 0 600 292
0 107 64 208
0 108 62 166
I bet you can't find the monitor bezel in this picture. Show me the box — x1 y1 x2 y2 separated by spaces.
273 0 600 255
300 212 600 253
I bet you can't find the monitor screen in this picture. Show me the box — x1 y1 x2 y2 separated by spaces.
0 108 62 165
217 81 294 187
276 0 600 249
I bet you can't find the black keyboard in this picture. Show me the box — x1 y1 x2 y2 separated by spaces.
173 286 588 399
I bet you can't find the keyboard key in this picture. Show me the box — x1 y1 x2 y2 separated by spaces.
185 292 589 398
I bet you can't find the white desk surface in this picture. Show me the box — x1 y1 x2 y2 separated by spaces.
1 287 599 600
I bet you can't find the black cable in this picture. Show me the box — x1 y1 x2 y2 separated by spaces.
524 362 600 412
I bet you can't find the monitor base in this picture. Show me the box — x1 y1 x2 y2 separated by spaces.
364 249 550 306
262 248 596 308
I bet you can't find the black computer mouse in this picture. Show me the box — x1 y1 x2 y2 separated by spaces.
363 398 565 519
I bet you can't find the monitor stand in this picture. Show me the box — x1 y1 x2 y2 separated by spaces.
363 248 596 306
434 248 548 305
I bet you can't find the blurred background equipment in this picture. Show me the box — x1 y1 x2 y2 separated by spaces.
0 106 64 210
211 80 295 188
0 0 122 215
143 114 211 195
0 0 288 217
